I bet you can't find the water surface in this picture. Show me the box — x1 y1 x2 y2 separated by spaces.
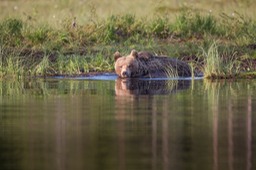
0 76 255 170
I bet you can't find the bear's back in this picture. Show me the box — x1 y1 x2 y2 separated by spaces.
138 51 155 60
137 52 191 77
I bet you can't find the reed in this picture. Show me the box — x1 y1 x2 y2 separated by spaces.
202 42 241 79
0 54 25 79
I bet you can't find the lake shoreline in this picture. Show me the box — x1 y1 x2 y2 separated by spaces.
1 11 256 79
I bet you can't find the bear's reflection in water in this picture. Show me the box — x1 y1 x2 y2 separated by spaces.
115 78 190 96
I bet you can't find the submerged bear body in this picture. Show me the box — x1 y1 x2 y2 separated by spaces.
114 50 191 78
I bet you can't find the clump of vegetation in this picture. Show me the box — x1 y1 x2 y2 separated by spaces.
202 42 241 79
173 10 220 37
0 18 23 47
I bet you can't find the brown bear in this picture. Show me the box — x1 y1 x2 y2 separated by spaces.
114 50 191 78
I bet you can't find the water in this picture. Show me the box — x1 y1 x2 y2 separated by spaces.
0 75 255 170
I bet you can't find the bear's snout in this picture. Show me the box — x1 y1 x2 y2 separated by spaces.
120 66 132 78
122 71 128 77
121 70 131 78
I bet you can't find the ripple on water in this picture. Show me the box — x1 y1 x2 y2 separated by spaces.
52 73 203 81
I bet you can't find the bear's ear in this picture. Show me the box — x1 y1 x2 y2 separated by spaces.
114 51 121 61
130 49 138 58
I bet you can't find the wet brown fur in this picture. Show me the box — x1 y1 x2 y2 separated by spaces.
114 50 191 78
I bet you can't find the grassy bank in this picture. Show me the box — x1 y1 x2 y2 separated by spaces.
1 8 256 79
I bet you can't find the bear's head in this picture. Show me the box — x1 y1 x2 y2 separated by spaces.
114 50 139 78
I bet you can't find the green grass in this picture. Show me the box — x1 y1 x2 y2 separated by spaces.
0 1 256 79
55 53 113 75
173 10 220 37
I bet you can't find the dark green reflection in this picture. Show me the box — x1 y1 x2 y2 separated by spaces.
0 79 256 170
